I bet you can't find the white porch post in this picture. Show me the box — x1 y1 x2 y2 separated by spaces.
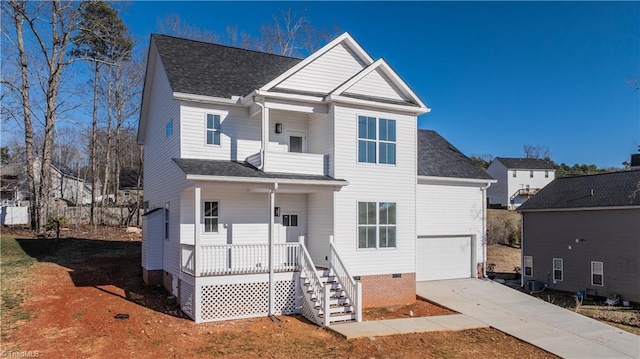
268 183 277 316
193 186 201 322
259 101 270 170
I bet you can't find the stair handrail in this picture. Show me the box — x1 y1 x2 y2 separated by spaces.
298 243 325 325
329 241 362 322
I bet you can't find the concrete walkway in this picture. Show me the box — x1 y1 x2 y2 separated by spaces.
417 279 640 359
329 314 487 339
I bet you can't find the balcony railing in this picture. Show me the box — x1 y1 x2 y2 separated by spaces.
246 150 328 176
181 243 302 277
516 188 540 197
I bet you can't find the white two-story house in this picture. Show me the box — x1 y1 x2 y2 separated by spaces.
486 157 555 209
138 33 494 325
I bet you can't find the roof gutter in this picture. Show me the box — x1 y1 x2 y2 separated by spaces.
185 174 348 186
418 175 496 186
173 92 243 106
518 205 640 213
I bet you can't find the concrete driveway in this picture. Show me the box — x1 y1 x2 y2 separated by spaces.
417 279 640 359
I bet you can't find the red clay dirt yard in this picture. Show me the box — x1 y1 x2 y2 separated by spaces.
1 226 556 358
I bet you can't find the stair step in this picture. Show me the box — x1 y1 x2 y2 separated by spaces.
319 313 357 322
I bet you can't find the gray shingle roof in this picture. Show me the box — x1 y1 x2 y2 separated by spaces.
152 34 302 98
172 158 346 183
518 170 640 211
495 157 555 170
417 130 493 180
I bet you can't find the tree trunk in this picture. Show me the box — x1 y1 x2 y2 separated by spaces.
10 1 38 230
90 61 98 225
102 81 113 209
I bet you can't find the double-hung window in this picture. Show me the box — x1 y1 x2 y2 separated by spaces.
206 114 221 145
358 116 396 164
204 201 219 233
358 202 396 249
524 255 533 277
166 120 173 137
553 258 563 281
591 261 603 286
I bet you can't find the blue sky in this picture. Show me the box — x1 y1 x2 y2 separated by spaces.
119 1 639 168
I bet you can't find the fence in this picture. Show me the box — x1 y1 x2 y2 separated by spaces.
2 206 143 226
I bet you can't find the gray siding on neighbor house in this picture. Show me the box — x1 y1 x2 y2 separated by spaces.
522 209 640 302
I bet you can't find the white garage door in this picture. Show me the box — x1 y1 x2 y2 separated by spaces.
416 236 472 281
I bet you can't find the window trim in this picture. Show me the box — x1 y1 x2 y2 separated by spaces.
203 200 220 234
357 201 397 250
524 255 533 277
357 115 397 165
553 258 563 281
591 261 604 286
205 113 222 146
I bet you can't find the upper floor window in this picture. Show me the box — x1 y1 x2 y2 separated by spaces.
206 114 221 145
529 170 534 178
358 116 396 164
358 201 396 249
545 171 549 178
512 170 517 178
166 120 173 137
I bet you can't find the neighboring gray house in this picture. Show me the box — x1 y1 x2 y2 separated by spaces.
487 157 555 209
518 170 640 303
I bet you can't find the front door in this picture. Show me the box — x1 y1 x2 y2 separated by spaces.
282 212 301 243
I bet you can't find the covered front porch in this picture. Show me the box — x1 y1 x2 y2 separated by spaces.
171 165 359 325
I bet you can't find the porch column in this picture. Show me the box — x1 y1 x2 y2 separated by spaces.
260 104 270 170
268 183 277 316
194 186 201 276
193 186 201 322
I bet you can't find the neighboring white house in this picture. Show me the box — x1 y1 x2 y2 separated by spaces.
486 157 555 209
138 33 494 325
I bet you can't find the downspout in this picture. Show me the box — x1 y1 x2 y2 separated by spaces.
268 182 278 317
481 184 490 279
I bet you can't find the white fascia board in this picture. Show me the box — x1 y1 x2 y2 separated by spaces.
137 40 158 144
185 174 348 187
255 89 325 103
418 175 497 187
173 92 243 106
519 206 640 213
259 32 374 91
325 94 429 115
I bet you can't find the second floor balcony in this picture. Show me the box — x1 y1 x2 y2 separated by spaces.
246 147 329 176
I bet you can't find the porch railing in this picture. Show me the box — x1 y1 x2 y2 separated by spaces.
181 243 301 276
329 241 362 322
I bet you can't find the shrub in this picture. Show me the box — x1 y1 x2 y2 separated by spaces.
487 210 521 247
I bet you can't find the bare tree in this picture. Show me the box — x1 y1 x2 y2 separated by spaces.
523 144 552 160
2 1 86 230
157 8 337 58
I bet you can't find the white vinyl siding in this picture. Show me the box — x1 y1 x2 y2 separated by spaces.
416 182 486 263
180 103 262 161
344 68 406 101
553 258 563 281
142 209 164 270
591 261 603 286
140 50 184 288
307 112 333 176
275 42 366 94
524 256 533 277
333 105 416 275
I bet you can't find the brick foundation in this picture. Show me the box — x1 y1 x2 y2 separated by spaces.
357 273 416 308
162 271 173 293
477 262 485 279
142 268 163 286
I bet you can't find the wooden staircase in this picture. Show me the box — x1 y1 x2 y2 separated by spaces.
300 268 357 325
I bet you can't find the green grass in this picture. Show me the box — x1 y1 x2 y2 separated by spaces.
1 235 36 340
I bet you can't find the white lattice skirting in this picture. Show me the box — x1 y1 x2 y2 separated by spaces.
181 272 301 323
